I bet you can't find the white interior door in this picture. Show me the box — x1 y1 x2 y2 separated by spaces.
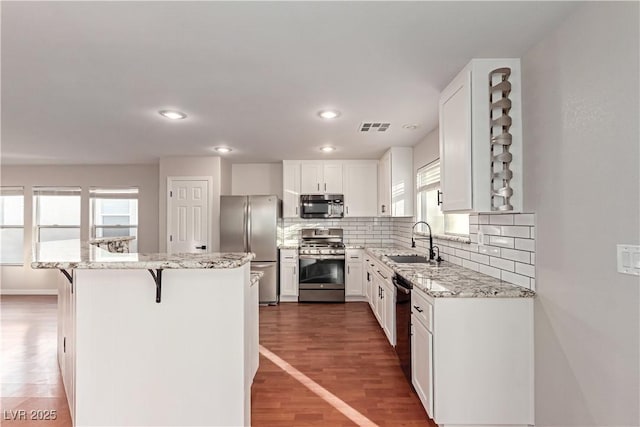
169 179 209 253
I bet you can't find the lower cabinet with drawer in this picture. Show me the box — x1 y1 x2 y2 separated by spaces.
279 249 299 302
411 287 534 427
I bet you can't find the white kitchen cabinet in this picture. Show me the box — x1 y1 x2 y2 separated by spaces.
370 259 395 347
439 58 522 213
57 270 76 424
343 161 378 217
345 249 365 300
282 161 301 218
300 161 343 194
378 147 413 217
382 278 396 346
279 249 299 302
364 256 376 310
411 286 533 426
411 315 434 418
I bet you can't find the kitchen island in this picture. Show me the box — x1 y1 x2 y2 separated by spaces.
32 240 258 427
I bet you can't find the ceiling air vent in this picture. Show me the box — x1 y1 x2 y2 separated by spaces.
359 122 391 132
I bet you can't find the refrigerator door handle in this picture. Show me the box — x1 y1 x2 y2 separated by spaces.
246 199 252 253
243 199 249 252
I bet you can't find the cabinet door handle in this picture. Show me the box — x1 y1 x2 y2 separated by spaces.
324 183 327 191
381 204 386 213
347 265 350 274
413 305 423 313
346 206 349 215
295 206 298 214
195 245 207 250
293 266 296 275
437 190 443 206
317 183 320 191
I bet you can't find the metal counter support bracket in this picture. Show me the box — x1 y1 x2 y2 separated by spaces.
147 269 163 303
59 269 73 284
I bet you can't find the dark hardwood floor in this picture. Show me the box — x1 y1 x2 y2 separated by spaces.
1 296 433 426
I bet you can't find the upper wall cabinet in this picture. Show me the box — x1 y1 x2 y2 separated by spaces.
282 161 301 218
439 58 523 213
343 161 378 217
378 147 414 217
300 161 343 194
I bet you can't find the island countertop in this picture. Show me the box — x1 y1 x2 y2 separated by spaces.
366 247 535 298
31 239 254 270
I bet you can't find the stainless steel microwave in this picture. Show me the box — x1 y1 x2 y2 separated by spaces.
300 194 344 219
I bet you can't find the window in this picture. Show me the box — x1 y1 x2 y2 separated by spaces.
416 160 469 236
33 187 81 243
0 187 25 265
90 188 138 252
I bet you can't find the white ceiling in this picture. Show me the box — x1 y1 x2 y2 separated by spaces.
1 1 579 165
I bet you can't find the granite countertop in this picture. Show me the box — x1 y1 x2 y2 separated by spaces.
250 271 263 286
31 239 254 270
89 236 136 244
366 247 535 298
278 245 299 250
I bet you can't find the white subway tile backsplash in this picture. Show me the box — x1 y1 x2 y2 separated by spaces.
501 271 531 288
470 252 490 265
469 223 479 233
515 238 535 252
515 262 536 278
500 226 530 238
449 255 463 266
500 248 531 263
478 245 500 256
469 214 479 225
479 225 502 235
478 214 490 224
530 278 536 291
479 264 501 279
530 253 536 265
514 213 535 226
455 249 471 260
468 243 479 253
490 257 515 272
489 214 514 225
489 235 515 248
463 260 479 271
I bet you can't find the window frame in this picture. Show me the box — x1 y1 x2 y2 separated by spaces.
416 159 469 237
33 187 82 245
89 187 139 250
0 186 25 266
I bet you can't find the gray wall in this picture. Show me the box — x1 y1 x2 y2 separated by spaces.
231 163 283 198
522 3 639 426
0 164 159 292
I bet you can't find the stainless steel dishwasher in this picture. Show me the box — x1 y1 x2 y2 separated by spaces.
393 274 413 386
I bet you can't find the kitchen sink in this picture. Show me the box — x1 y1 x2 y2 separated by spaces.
386 255 430 263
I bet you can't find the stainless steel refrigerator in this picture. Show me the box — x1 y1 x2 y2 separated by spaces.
220 195 281 304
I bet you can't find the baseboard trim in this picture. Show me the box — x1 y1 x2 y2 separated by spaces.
1 289 58 296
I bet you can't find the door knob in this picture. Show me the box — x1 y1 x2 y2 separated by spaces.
196 245 207 250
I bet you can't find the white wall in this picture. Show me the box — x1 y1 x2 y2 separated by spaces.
231 163 282 198
522 3 639 426
412 128 439 174
0 164 159 292
220 158 232 196
159 157 223 252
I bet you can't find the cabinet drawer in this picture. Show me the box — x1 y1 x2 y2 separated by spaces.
280 249 298 262
412 290 433 333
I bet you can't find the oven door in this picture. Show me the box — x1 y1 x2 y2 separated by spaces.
298 255 345 302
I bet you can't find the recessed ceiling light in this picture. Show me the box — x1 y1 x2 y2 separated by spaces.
159 110 187 120
320 146 336 153
214 146 232 153
318 110 341 120
402 124 419 130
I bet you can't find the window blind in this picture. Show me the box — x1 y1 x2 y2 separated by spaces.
416 159 440 192
89 187 139 200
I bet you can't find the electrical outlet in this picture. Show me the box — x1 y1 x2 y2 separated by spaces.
617 244 640 276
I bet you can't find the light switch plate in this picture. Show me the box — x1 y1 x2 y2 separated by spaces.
617 245 640 276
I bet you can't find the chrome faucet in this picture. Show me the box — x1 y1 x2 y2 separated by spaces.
411 221 435 261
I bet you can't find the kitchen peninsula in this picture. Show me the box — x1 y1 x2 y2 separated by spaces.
32 240 259 427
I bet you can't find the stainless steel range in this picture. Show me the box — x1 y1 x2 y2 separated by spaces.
298 228 345 303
